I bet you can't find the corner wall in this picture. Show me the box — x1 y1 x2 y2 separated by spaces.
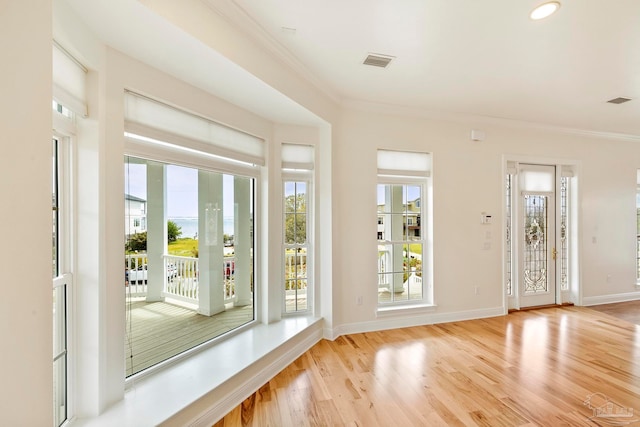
0 2 53 425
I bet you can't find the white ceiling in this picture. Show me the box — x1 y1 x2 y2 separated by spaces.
62 0 640 136
223 0 640 136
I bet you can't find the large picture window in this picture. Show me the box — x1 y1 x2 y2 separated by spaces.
125 156 256 376
123 92 262 377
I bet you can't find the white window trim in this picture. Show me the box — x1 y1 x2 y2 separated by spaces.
282 170 313 315
52 130 75 425
376 175 432 309
122 109 263 382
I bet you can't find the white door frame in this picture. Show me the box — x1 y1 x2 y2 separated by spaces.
503 156 581 312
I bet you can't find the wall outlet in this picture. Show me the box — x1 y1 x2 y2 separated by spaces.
474 286 480 295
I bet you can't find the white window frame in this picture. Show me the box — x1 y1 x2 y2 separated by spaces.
376 175 432 309
122 93 262 381
282 171 313 314
52 123 75 427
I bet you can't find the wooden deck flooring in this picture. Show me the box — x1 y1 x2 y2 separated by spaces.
215 305 640 426
125 299 253 376
126 293 309 376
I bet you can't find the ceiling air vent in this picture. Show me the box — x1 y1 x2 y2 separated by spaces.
363 54 394 68
607 97 632 104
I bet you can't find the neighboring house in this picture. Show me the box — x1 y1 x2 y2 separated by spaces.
125 194 147 235
377 197 421 240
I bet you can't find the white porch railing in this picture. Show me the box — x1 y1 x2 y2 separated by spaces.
126 253 247 308
125 255 148 297
164 255 200 305
284 250 307 282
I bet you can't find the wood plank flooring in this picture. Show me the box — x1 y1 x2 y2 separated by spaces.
125 299 253 376
214 306 640 426
588 299 640 325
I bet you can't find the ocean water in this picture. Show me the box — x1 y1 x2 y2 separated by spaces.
170 217 235 239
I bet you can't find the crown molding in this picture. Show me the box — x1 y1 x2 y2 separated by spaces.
342 98 640 143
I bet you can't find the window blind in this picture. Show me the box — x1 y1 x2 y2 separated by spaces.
377 149 431 177
124 91 265 166
52 41 87 117
281 143 314 170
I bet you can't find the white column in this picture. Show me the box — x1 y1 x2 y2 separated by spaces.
197 171 225 316
386 185 405 292
146 162 166 302
234 176 253 306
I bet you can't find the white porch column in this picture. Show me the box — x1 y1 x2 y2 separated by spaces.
234 176 253 306
385 185 405 292
146 161 166 302
197 171 225 316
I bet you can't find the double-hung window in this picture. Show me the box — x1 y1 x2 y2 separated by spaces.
282 143 314 314
52 40 86 427
377 149 432 307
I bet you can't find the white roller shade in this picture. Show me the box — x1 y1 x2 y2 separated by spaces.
281 143 314 170
377 149 431 177
52 42 87 116
124 92 265 166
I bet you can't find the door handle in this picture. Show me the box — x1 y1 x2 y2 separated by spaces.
552 247 557 260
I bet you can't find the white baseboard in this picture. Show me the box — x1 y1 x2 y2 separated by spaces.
582 291 640 306
324 306 505 341
187 325 324 427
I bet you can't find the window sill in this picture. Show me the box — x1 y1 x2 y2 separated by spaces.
376 303 437 318
71 315 323 427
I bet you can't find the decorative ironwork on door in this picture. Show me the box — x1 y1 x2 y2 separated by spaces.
523 195 548 293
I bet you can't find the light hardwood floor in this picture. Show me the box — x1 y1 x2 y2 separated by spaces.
215 306 640 426
589 299 640 325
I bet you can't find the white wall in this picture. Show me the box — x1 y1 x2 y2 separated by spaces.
0 1 53 426
332 107 640 331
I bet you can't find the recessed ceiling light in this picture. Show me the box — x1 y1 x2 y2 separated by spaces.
530 1 561 20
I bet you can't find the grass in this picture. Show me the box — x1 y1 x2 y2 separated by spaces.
168 238 198 257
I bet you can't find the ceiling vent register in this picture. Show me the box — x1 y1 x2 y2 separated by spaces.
607 97 632 104
363 54 394 68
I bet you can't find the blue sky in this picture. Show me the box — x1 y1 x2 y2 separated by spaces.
377 184 421 205
125 161 235 218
